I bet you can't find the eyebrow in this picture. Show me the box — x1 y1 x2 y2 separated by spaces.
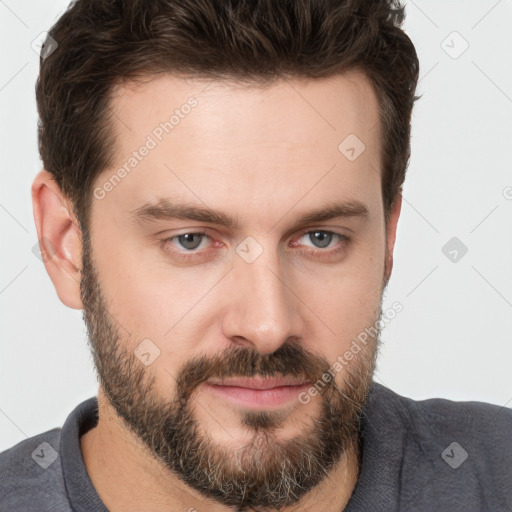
130 198 369 232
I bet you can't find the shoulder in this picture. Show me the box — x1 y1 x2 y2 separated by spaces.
0 428 71 510
390 383 511 437
367 383 512 506
370 382 512 450
349 383 512 511
371 380 511 421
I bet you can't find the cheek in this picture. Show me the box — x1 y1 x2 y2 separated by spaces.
91 238 228 391
91 219 215 335
295 240 384 365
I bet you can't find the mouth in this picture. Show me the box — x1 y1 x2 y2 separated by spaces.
202 376 311 409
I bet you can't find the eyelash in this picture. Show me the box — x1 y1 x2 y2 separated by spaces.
160 230 351 262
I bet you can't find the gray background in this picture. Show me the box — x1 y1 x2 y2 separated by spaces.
1 0 511 452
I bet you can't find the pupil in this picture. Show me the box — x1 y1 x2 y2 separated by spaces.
179 233 202 250
310 231 331 248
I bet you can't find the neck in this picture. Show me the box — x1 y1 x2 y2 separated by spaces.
80 388 360 512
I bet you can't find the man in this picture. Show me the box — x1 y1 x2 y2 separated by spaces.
1 0 511 510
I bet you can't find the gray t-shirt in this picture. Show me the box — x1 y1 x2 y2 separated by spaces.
1 382 511 511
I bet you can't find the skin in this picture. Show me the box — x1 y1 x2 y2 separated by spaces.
32 70 402 511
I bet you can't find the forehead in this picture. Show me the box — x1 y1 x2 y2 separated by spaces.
96 71 382 227
110 70 380 148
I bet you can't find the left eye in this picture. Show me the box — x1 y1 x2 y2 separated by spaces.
299 230 339 249
294 230 348 250
171 232 209 251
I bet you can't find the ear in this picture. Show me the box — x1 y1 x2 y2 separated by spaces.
384 191 402 284
32 170 83 309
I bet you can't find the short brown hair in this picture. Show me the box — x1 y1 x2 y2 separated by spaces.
36 0 419 230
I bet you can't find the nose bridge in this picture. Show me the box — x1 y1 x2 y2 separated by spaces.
223 241 303 354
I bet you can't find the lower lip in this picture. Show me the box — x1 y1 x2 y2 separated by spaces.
203 382 311 409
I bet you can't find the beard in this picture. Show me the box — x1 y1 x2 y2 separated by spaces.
80 229 382 511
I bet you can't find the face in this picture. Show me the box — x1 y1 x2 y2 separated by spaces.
80 71 394 509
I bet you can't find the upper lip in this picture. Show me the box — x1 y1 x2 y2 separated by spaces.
206 376 309 390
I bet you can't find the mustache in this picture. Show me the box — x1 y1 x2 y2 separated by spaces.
175 342 335 400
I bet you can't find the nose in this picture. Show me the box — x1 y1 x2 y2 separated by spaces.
221 247 305 355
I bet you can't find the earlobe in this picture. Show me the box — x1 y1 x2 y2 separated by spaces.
32 170 83 310
384 192 402 284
